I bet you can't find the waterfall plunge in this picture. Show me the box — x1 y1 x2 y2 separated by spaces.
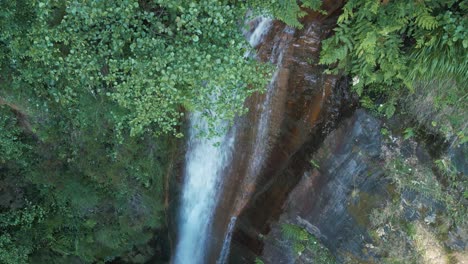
174 18 272 263
174 113 235 264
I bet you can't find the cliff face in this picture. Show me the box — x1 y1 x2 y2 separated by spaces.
213 2 362 262
261 110 385 259
258 110 386 263
198 3 356 261
221 5 467 264
255 109 467 264
171 3 467 263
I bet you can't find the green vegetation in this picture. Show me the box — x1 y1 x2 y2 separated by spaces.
254 257 265 264
1 0 271 138
319 0 467 140
0 0 273 263
281 223 336 263
1 97 170 263
249 0 324 28
367 129 467 264
309 159 320 169
402 79 467 142
382 133 466 229
1 0 466 262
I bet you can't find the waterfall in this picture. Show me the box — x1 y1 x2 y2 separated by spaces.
174 113 235 264
216 217 237 264
174 17 273 263
247 18 272 47
213 17 274 262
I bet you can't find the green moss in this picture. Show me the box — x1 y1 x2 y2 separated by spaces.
403 222 416 238
281 223 336 263
348 192 386 227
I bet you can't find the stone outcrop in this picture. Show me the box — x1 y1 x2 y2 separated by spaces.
171 2 467 263
252 109 467 263
258 110 385 263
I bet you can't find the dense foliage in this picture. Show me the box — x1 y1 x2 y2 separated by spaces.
318 0 467 140
0 0 271 263
1 0 466 263
279 223 335 263
248 0 324 28
1 0 271 137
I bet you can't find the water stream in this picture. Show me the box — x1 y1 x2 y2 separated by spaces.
216 217 237 264
174 17 273 263
173 113 235 264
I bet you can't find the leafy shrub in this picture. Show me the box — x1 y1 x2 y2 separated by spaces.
319 0 467 123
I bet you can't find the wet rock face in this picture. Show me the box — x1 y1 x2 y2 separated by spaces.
258 110 387 263
449 143 468 176
293 110 385 255
224 4 360 262
255 108 467 263
214 4 466 263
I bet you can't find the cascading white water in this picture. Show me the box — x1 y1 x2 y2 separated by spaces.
243 25 295 201
216 217 237 264
174 17 273 264
247 18 272 47
174 113 235 264
214 17 274 263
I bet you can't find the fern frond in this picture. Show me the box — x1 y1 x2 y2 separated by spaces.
293 242 306 255
281 223 308 242
301 0 327 15
415 14 438 30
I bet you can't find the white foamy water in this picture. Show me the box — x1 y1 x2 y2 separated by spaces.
174 113 235 264
247 18 272 47
215 17 275 262
174 17 273 264
244 17 272 58
246 24 293 184
216 217 237 264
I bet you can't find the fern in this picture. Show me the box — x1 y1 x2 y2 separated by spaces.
357 31 377 64
415 13 438 30
281 223 308 242
249 0 327 28
302 0 327 15
293 242 306 255
337 2 354 24
319 38 348 65
254 258 265 264
319 0 466 136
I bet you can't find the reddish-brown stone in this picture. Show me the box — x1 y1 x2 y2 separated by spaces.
203 5 356 262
